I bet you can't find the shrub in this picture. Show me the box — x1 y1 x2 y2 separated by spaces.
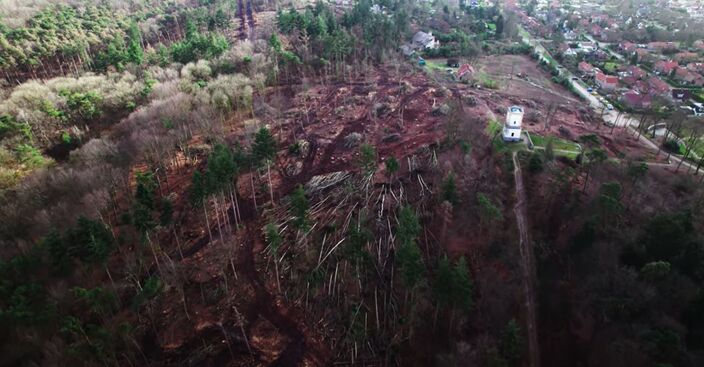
528 152 544 173
663 140 684 155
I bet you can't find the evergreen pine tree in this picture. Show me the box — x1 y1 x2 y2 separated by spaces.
452 256 474 310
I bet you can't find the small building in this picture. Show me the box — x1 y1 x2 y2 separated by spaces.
654 60 679 75
648 76 671 97
675 52 699 63
647 42 678 52
411 31 440 50
674 67 704 86
401 31 440 56
622 90 652 109
578 61 595 75
502 106 524 142
626 65 647 79
595 71 619 90
619 41 637 53
635 48 651 62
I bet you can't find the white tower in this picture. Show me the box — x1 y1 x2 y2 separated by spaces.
502 106 524 142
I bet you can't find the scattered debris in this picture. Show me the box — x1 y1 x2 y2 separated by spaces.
463 95 478 106
304 171 352 194
296 139 310 158
432 103 451 116
286 161 303 176
344 133 363 148
382 133 401 143
373 102 391 118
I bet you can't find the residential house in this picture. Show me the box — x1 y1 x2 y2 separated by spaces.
675 52 699 63
634 80 650 94
578 61 595 75
402 31 440 55
590 24 603 38
674 67 704 86
687 63 704 74
411 31 440 50
619 41 637 53
654 60 679 75
595 71 619 90
647 41 678 52
592 49 610 60
622 90 652 109
635 48 651 62
626 65 647 79
621 76 638 86
578 42 597 53
648 76 671 97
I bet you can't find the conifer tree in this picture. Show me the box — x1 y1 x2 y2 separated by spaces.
442 172 458 205
290 185 310 231
452 256 474 310
396 206 424 288
253 127 277 203
265 222 282 292
127 21 143 65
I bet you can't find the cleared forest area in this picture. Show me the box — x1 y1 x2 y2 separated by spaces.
2 1 704 367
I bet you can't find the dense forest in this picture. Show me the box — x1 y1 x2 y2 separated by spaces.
1 0 704 366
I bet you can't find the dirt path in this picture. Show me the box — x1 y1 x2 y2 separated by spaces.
512 152 539 367
240 223 328 367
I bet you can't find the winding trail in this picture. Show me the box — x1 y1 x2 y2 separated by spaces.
512 152 539 367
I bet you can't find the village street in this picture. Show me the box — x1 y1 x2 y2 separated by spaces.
521 28 699 171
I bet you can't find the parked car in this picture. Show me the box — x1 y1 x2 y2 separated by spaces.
587 87 593 93
607 104 614 110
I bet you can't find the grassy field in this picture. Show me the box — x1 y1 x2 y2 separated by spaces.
529 133 581 159
423 58 455 72
530 133 581 152
603 62 619 74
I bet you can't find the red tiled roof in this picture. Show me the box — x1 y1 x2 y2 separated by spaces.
626 66 646 79
648 77 670 93
654 60 679 74
579 61 594 72
622 90 651 108
596 72 618 84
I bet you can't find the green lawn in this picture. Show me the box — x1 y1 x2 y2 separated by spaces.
603 62 619 74
688 138 704 161
485 119 502 136
423 59 453 71
530 133 581 152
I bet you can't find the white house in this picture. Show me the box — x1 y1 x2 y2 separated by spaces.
503 106 524 142
411 31 440 50
402 31 440 56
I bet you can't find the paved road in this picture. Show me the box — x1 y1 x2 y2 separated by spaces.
521 27 699 171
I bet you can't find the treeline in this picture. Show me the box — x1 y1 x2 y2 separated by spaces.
0 0 248 192
270 0 410 75
0 37 270 364
0 0 234 79
524 134 704 366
